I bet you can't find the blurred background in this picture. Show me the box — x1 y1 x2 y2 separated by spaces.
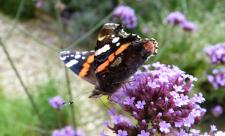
0 0 225 135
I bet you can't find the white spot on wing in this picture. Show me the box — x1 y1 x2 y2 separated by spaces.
60 51 70 60
105 23 119 26
60 55 67 60
116 42 120 46
112 37 119 43
82 51 87 55
60 51 70 54
66 60 78 67
82 56 85 60
75 54 81 59
95 44 111 56
76 52 81 55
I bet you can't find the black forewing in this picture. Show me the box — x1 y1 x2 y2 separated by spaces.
94 23 139 70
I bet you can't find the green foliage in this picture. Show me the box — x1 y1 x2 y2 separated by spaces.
35 78 69 130
64 0 115 49
0 0 35 20
0 92 39 136
0 78 75 136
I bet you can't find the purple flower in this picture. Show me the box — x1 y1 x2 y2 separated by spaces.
207 68 225 89
190 129 200 135
35 0 44 8
63 126 76 136
211 105 223 117
173 94 190 107
113 5 137 29
176 129 189 136
215 131 225 135
204 43 225 65
191 93 205 103
180 21 197 32
100 131 106 136
51 126 85 136
52 130 64 136
210 125 218 132
166 11 198 32
117 130 128 136
137 130 150 136
48 96 65 109
135 100 146 109
166 11 186 25
173 85 184 92
112 115 121 124
159 121 171 133
142 26 150 34
104 62 206 135
123 97 135 106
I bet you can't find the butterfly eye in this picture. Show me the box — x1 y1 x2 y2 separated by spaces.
143 39 158 55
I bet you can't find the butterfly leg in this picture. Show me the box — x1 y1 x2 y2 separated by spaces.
89 86 108 98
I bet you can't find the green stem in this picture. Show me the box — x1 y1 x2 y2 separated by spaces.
5 0 24 38
65 68 76 128
54 0 77 128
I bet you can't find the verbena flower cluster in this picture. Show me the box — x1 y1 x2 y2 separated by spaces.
35 0 44 8
49 96 65 109
204 43 225 65
102 62 210 135
52 126 85 136
113 5 137 29
166 11 197 32
208 69 225 89
211 105 223 117
205 42 225 90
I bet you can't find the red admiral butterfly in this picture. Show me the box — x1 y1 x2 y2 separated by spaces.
60 23 158 97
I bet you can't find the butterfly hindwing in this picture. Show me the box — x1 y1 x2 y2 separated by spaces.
59 50 97 84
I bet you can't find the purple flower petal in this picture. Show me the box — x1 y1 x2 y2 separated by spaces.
166 11 186 25
48 96 65 109
117 130 128 136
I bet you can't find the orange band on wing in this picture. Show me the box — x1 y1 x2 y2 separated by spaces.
79 54 95 77
79 68 89 77
96 60 110 73
108 53 115 62
115 43 130 55
83 63 90 69
87 55 94 63
95 43 130 73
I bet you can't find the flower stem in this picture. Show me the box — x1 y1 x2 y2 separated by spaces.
53 0 77 128
65 68 77 128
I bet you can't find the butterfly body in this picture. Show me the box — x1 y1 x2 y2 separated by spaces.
60 23 158 97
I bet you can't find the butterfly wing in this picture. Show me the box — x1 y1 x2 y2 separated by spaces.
59 50 97 85
92 23 146 95
94 23 139 73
